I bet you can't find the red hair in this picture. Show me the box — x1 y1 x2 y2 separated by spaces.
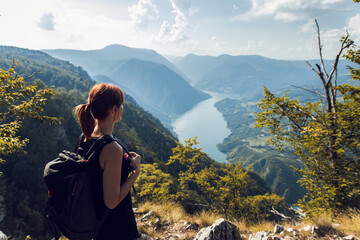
74 83 124 141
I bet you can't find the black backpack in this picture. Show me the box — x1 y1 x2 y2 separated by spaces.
43 134 130 240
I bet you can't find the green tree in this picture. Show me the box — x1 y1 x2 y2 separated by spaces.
195 162 286 222
0 61 60 166
166 137 208 200
167 139 287 222
195 162 249 219
134 163 175 203
255 20 360 215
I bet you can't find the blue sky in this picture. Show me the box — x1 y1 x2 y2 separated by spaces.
0 0 359 59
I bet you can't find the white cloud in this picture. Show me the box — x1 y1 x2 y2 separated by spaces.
37 12 56 31
297 19 316 34
234 0 346 22
275 12 305 22
154 0 192 43
171 0 191 16
348 13 360 42
128 0 159 31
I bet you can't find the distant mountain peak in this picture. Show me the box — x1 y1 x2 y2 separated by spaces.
101 44 157 54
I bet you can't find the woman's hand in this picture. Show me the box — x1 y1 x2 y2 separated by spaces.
125 152 141 176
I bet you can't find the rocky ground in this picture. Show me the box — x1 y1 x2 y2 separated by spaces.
135 210 359 240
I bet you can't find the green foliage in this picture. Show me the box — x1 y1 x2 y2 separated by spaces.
134 163 175 203
0 46 94 92
167 137 208 190
256 32 360 215
166 138 288 222
1 85 178 239
0 47 180 239
344 44 360 80
215 98 306 204
0 61 60 164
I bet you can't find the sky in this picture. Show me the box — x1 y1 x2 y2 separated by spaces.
0 0 359 60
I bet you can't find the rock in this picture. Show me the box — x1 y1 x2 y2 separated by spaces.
136 233 155 240
343 236 355 240
332 223 340 229
248 231 271 240
300 225 312 232
185 223 199 230
142 210 155 221
274 225 284 234
194 218 241 240
300 225 318 233
165 235 178 240
0 231 6 240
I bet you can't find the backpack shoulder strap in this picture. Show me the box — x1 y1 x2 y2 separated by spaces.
73 133 85 153
84 134 131 159
84 135 116 159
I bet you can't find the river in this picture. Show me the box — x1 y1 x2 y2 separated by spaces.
171 92 231 163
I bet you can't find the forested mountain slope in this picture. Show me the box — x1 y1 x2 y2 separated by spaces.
0 46 179 238
0 46 283 239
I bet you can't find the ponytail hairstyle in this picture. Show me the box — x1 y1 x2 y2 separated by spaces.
74 83 124 141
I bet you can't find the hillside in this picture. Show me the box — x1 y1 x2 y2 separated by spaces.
175 54 352 98
214 98 306 204
43 45 210 121
0 46 276 239
173 53 355 204
108 59 210 115
0 46 179 238
43 44 185 78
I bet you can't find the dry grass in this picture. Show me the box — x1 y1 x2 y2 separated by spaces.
307 212 337 236
138 201 189 223
335 210 360 237
189 210 224 228
137 202 360 239
246 220 274 233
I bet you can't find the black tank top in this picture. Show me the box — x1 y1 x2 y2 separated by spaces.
79 137 139 240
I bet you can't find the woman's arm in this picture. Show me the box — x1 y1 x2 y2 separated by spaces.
100 142 141 209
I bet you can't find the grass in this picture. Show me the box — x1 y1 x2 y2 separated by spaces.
137 201 360 239
138 201 188 223
336 210 360 237
190 210 224 228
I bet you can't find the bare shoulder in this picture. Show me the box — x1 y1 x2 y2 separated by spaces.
99 141 123 169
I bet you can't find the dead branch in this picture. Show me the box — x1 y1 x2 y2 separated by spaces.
24 69 42 81
291 85 326 98
315 19 329 80
270 206 291 219
306 61 326 86
327 30 353 86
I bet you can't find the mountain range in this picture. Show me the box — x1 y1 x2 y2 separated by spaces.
43 45 210 126
40 43 355 203
175 53 352 99
0 45 275 239
4 42 352 204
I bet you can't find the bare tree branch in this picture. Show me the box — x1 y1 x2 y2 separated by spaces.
24 69 42 81
270 206 292 219
306 61 326 85
291 85 326 98
315 19 329 80
327 31 352 86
